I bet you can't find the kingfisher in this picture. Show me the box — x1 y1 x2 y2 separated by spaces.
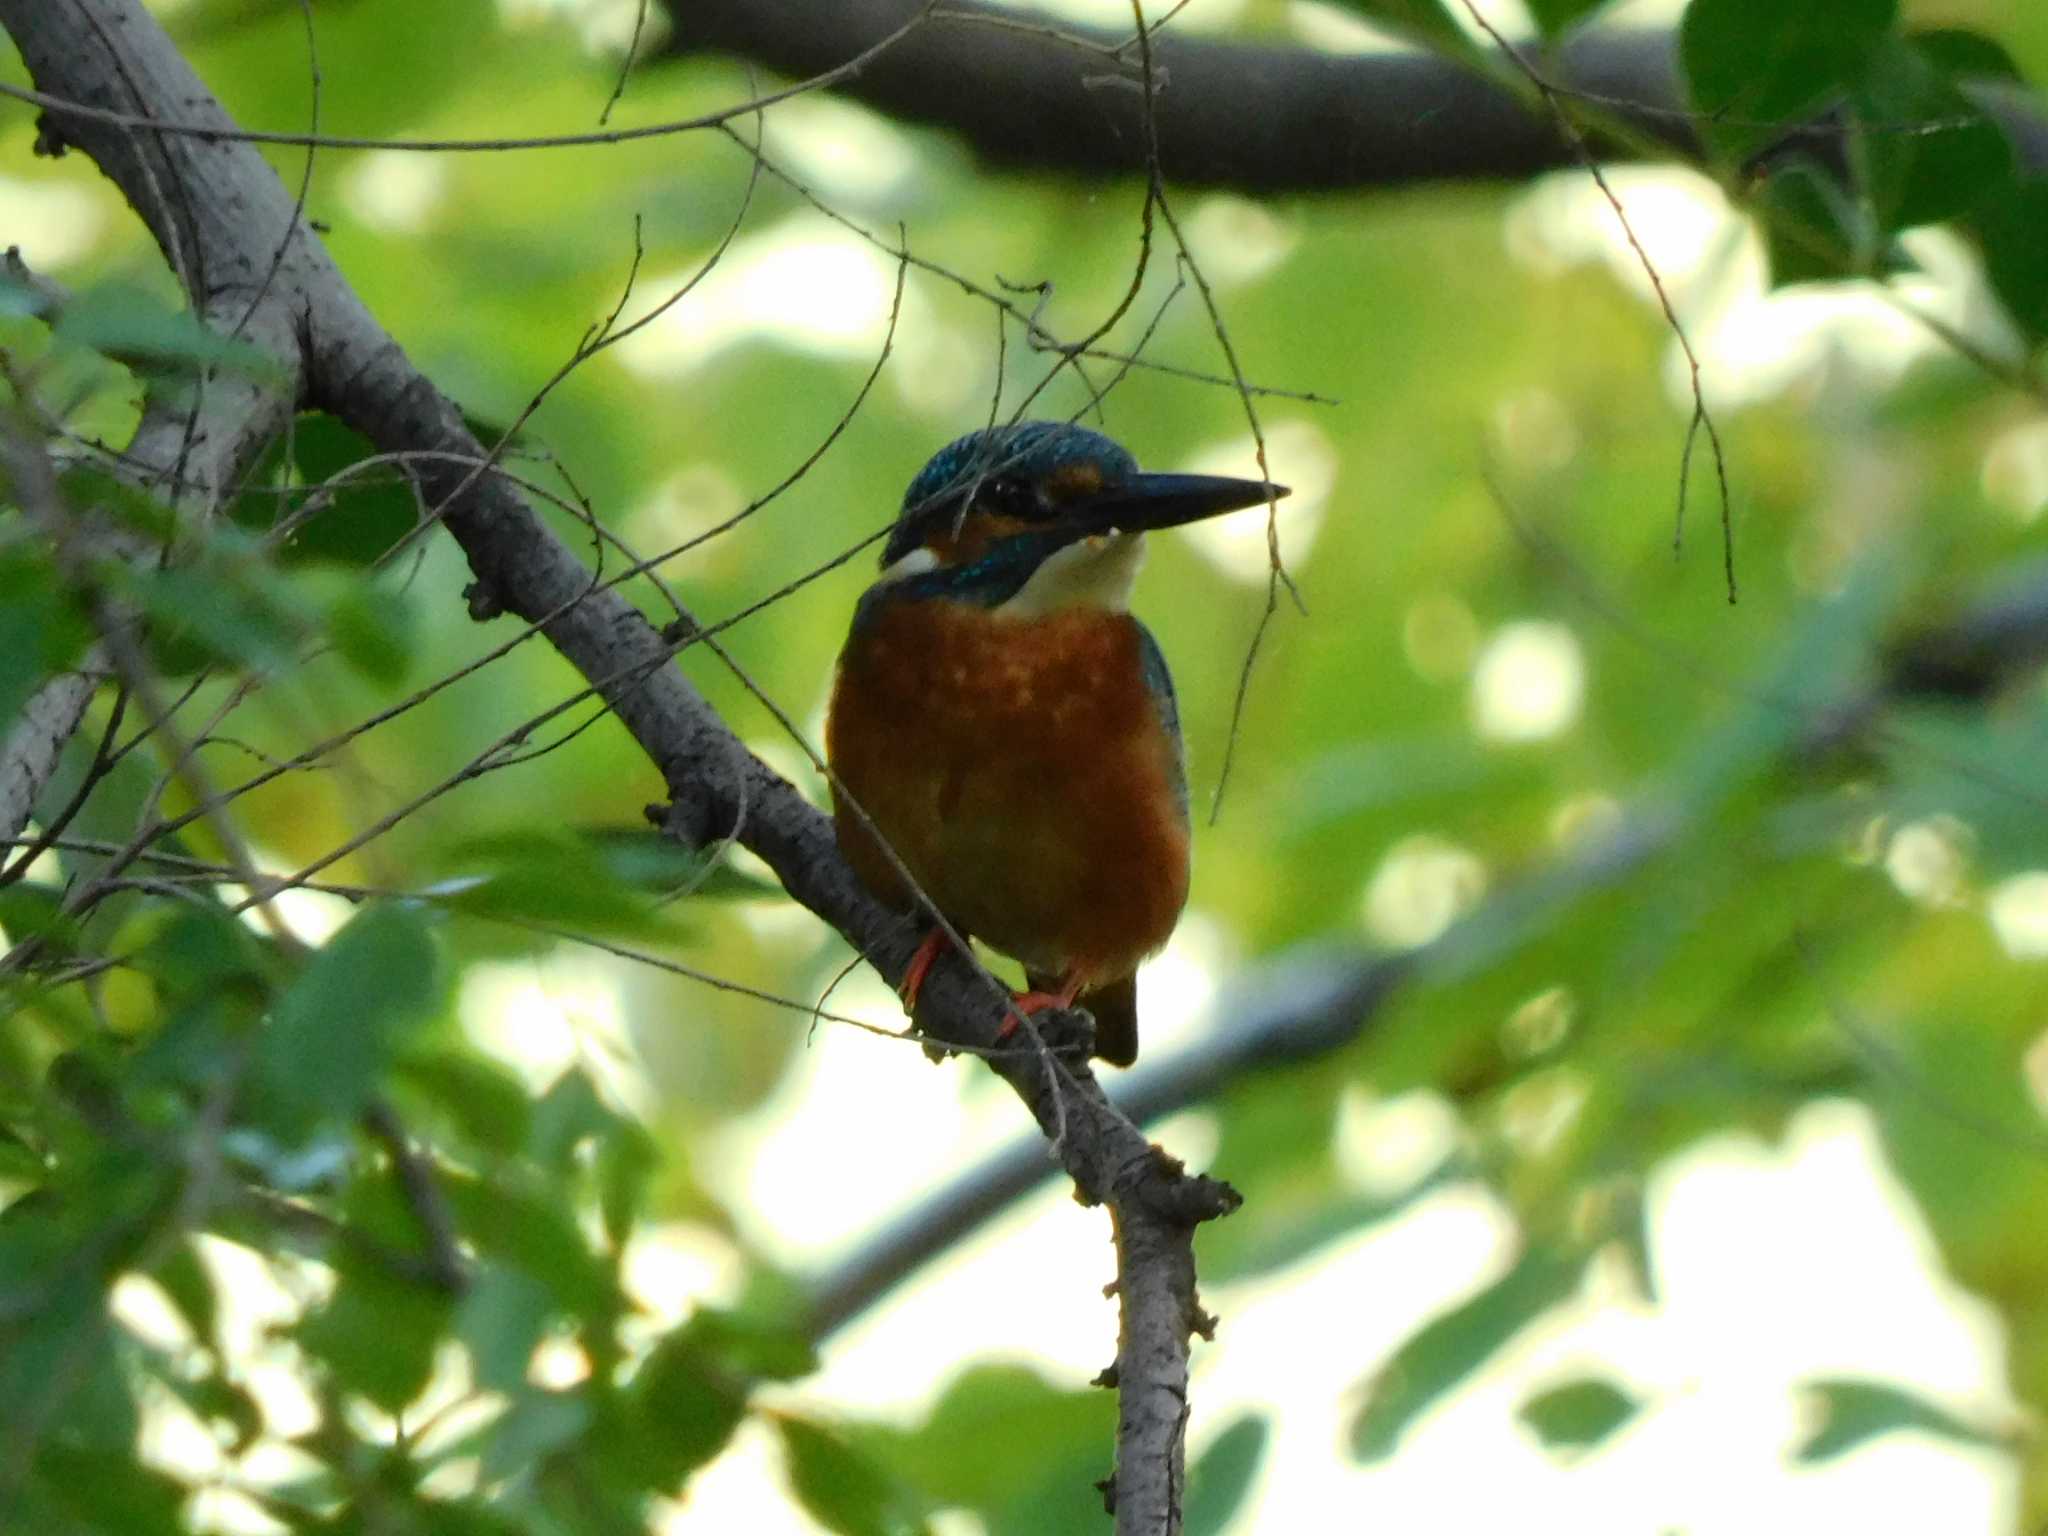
825 422 1286 1065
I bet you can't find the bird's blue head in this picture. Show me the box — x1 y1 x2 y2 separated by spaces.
879 422 1285 580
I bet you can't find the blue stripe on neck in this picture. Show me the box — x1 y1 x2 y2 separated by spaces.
854 530 1072 631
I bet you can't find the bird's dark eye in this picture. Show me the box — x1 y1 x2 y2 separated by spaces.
981 475 1042 519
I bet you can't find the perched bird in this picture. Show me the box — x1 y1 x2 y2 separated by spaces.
825 422 1286 1065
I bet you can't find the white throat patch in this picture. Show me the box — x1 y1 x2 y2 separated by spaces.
875 546 941 585
998 532 1146 618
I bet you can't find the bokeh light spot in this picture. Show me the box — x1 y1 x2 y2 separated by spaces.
342 151 447 234
1503 985 1577 1059
0 176 108 268
1981 420 2048 525
1182 195 1300 288
765 96 918 203
1173 420 1336 585
2025 1031 2048 1120
619 215 919 376
1884 817 1971 908
1471 621 1585 742
1362 833 1489 948
1987 872 2048 960
1491 387 1580 474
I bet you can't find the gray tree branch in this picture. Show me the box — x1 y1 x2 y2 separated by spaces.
0 264 298 852
0 672 101 854
2 3 1236 1528
665 1 2048 190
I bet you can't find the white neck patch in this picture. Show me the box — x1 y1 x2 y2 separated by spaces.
998 532 1146 618
875 545 941 585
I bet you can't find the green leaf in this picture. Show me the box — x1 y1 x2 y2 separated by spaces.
478 1387 592 1483
1852 38 2010 231
457 1263 556 1393
122 563 304 677
0 1283 137 1452
1971 179 2048 346
1518 1376 1640 1452
777 1415 932 1536
0 1127 46 1184
142 904 275 1003
596 1116 659 1250
1909 28 2023 83
615 1330 749 1486
529 1067 621 1171
395 1050 533 1159
24 1444 188 1531
1794 1378 2004 1462
1350 1246 1584 1460
445 1170 615 1318
324 580 417 686
295 1255 453 1411
260 904 440 1124
151 1237 219 1350
56 463 179 542
1186 1413 1269 1536
0 551 91 732
53 280 288 383
0 881 80 959
866 1365 1116 1534
44 721 162 952
1752 157 1878 284
581 827 786 902
281 414 422 567
1326 0 1473 57
1523 0 1613 41
1681 0 1895 163
681 1303 817 1384
429 831 685 942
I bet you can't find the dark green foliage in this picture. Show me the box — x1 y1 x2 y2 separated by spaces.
0 551 91 729
1518 1376 1640 1452
1794 1378 2008 1462
1184 1413 1270 1536
1681 0 1897 164
1351 1246 1586 1459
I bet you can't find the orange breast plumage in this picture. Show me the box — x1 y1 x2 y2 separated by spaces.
825 598 1190 992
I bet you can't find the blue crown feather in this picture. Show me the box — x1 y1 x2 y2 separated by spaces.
885 421 1138 565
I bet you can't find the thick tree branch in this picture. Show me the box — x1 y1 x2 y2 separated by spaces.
0 268 298 852
0 673 101 854
665 2 2048 191
3 3 1236 1528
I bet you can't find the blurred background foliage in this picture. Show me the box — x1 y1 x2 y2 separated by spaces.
4 0 2048 1531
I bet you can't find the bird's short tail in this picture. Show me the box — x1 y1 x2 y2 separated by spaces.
1032 971 1138 1066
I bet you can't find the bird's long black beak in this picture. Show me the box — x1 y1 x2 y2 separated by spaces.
1077 472 1289 536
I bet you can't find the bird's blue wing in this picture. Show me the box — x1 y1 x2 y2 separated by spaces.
1135 620 1188 817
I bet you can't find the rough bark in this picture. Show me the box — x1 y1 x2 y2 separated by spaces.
0 671 101 852
665 1 2048 190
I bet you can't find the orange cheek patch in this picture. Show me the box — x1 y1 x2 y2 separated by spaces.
1044 462 1105 501
924 511 1034 564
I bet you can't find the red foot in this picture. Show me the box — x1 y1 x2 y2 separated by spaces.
898 929 949 1013
997 979 1083 1040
